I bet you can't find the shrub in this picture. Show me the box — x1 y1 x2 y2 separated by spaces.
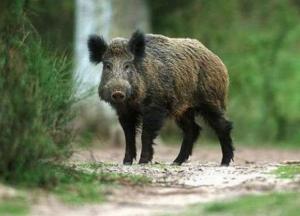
0 0 75 180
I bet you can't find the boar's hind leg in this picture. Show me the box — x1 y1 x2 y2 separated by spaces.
139 105 168 164
173 109 201 165
200 105 234 166
119 112 139 165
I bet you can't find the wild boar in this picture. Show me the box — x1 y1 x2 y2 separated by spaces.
88 30 234 166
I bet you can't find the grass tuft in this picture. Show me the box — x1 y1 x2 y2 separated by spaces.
4 163 151 205
173 193 300 216
0 196 29 216
274 165 300 179
77 163 152 186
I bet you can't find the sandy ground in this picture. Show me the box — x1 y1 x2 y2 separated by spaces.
28 144 300 216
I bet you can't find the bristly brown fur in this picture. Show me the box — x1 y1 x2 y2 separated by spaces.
141 34 229 118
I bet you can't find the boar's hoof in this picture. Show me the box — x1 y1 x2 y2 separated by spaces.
171 161 183 166
123 161 133 165
220 162 230 167
138 158 151 164
220 157 232 166
123 158 133 165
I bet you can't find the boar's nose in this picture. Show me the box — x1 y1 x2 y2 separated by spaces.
111 91 125 103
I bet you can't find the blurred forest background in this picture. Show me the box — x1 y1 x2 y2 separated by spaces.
1 0 300 181
149 0 300 144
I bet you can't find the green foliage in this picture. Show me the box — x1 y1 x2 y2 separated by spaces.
174 192 300 216
148 0 300 145
0 196 29 216
274 165 300 179
27 0 74 52
0 0 75 180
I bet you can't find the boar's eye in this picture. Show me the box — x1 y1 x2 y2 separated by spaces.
124 62 131 71
103 62 112 70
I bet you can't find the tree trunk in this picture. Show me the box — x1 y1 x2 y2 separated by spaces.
75 0 149 96
74 0 150 143
74 0 112 96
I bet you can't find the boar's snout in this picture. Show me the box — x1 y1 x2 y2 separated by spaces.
99 79 132 104
111 91 125 103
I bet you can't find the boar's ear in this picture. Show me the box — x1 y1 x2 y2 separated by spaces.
128 30 145 61
87 35 108 64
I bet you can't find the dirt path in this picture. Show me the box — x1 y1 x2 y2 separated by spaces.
31 145 300 216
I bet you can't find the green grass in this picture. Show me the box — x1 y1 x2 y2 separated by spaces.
274 165 300 179
175 192 300 216
48 165 106 204
4 163 151 205
47 163 151 204
0 196 29 216
78 162 152 186
52 164 151 204
52 172 105 204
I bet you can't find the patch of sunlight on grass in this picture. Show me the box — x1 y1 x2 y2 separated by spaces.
274 165 300 179
171 192 300 216
51 163 151 204
77 162 152 186
0 196 29 216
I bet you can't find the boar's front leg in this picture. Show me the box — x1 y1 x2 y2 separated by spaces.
118 111 139 165
139 105 168 164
